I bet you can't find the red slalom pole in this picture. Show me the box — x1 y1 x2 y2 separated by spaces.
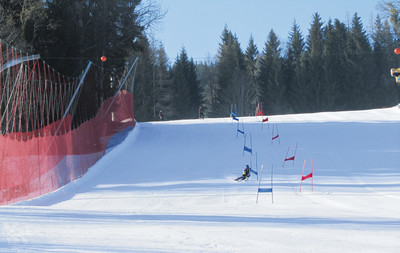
293 143 298 166
311 158 314 191
299 160 306 192
282 146 290 167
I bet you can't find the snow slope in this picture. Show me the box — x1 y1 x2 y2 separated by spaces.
1 107 400 252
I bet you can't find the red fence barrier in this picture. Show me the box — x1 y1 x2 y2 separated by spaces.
0 91 134 205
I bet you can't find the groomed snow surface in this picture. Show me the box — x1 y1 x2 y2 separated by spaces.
1 107 400 252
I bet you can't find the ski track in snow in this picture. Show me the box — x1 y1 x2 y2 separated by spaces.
1 106 400 252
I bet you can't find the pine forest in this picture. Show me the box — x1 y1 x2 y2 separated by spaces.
1 0 400 121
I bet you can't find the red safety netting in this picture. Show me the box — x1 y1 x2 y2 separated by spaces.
0 90 135 205
0 40 137 205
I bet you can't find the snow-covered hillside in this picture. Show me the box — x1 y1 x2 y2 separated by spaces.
1 107 400 252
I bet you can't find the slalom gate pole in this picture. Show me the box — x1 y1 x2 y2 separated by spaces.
271 124 280 144
256 165 264 204
293 143 298 166
271 125 274 144
282 146 290 167
261 116 269 130
311 158 314 191
242 134 246 156
250 133 253 156
236 121 239 138
261 102 263 116
282 143 298 167
271 164 274 203
256 152 259 180
243 133 253 155
237 121 245 137
250 155 253 173
299 160 306 192
276 125 280 144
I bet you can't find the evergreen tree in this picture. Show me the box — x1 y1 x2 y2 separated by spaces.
344 13 374 109
372 16 398 106
380 0 400 104
0 0 162 76
41 0 145 76
258 29 287 114
292 51 312 112
187 58 203 116
245 35 259 78
322 19 348 110
214 26 246 117
4 1 400 120
171 48 201 119
287 21 305 62
133 38 156 121
244 35 260 111
197 60 218 117
286 20 305 112
306 13 325 111
153 44 173 119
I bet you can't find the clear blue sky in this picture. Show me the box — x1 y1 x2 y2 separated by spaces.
153 0 382 62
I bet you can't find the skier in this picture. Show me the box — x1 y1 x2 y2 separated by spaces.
158 110 164 121
199 106 204 119
235 165 250 182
